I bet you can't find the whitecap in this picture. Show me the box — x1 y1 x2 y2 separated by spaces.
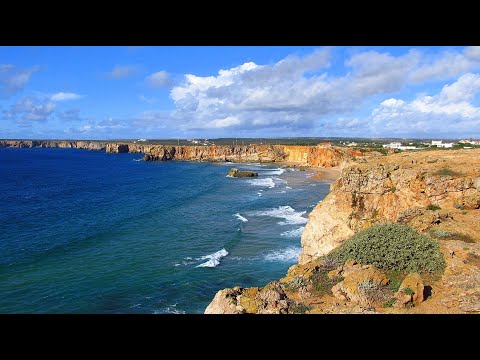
196 248 229 268
264 246 301 262
132 158 142 162
234 213 248 222
250 205 307 225
246 177 275 188
286 186 292 189
280 226 305 238
259 168 285 176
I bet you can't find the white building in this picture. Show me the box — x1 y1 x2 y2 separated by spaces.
383 142 402 149
432 140 454 148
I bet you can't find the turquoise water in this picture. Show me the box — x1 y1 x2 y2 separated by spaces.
0 148 330 313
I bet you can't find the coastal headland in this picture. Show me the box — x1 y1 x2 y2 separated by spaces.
205 149 480 314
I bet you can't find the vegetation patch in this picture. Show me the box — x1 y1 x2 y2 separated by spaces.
309 270 343 296
390 186 396 193
429 229 475 243
454 203 465 210
403 287 414 296
283 276 308 291
386 270 405 292
329 224 446 273
433 168 461 177
426 204 441 211
289 302 312 314
383 298 396 308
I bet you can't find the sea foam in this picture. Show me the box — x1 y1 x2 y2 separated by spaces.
246 177 276 188
259 168 285 176
234 213 248 222
264 246 301 262
280 226 305 238
251 205 307 225
196 248 229 268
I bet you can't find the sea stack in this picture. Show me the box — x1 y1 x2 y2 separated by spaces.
227 168 258 177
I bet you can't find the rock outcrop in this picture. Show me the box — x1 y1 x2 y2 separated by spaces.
227 168 258 177
300 150 480 264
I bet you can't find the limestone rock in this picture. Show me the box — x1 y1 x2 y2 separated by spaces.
204 287 244 314
394 273 424 308
332 266 390 306
227 168 258 177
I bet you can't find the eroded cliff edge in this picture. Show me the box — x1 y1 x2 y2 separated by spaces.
205 149 480 314
1 140 361 167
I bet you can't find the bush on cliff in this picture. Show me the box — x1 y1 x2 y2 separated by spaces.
329 224 445 273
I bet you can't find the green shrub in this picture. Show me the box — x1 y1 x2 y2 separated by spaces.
434 168 461 176
403 287 415 295
309 270 343 296
386 271 404 292
426 204 441 211
390 187 396 193
383 298 396 308
454 203 465 210
329 224 446 273
429 229 475 243
289 302 312 314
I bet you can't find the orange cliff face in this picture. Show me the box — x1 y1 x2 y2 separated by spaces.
141 144 362 166
283 145 361 167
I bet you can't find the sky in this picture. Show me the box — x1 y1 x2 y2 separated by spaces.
1 46 480 140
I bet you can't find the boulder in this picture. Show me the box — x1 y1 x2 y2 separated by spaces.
227 168 258 177
332 265 390 306
204 288 244 314
394 273 424 308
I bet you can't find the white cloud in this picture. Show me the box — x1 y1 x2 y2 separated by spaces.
0 64 39 97
51 92 83 101
145 71 171 88
367 73 480 136
3 96 56 123
104 65 139 79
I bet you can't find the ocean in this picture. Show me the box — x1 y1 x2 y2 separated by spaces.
0 148 330 313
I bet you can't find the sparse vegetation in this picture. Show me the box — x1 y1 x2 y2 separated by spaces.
372 209 379 218
383 298 396 308
386 271 405 292
309 270 343 296
390 186 397 193
329 224 446 273
426 204 441 211
403 287 414 296
454 203 465 210
429 229 475 243
283 276 308 291
426 159 438 164
289 302 312 314
434 168 461 177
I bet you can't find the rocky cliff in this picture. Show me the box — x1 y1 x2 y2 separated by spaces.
206 149 480 314
1 140 359 167
0 140 108 151
141 144 359 165
300 149 480 264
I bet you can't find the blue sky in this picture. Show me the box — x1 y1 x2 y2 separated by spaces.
1 46 480 139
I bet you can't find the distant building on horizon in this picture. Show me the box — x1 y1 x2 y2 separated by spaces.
383 142 418 150
432 140 454 148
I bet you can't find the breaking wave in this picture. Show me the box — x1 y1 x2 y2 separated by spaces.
196 248 229 268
